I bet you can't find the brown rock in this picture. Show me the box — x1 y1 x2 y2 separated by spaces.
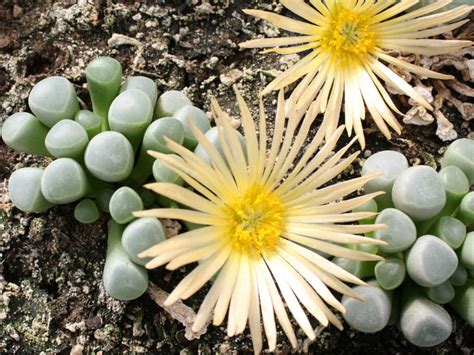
12 5 23 18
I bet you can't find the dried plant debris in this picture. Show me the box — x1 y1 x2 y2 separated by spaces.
383 15 473 140
147 282 209 341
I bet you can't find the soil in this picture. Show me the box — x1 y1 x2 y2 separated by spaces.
0 1 473 354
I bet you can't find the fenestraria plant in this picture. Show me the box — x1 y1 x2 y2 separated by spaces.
135 88 387 352
239 0 473 147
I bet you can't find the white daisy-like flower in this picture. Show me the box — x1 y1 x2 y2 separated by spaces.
240 0 473 147
135 89 386 353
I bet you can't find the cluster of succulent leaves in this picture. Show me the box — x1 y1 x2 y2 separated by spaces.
336 139 473 347
1 56 247 301
3 52 473 349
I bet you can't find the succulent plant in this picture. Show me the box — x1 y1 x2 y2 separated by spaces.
2 112 50 156
74 198 102 224
3 49 471 353
342 139 473 347
109 186 144 224
85 56 122 130
122 217 166 265
28 76 79 127
341 281 392 333
8 168 54 213
103 220 148 301
2 56 215 302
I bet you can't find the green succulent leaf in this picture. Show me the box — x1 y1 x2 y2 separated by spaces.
103 220 148 301
8 167 54 213
28 76 79 128
84 131 134 183
2 112 51 156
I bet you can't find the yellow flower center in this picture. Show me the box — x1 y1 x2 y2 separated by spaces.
225 185 284 254
321 8 375 67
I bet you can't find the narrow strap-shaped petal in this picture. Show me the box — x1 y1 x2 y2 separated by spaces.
239 35 314 48
165 241 223 270
255 259 277 351
284 174 378 209
227 253 251 336
139 225 222 258
165 245 231 305
281 0 328 27
375 51 452 80
145 182 224 215
243 9 320 35
277 246 344 314
285 224 385 245
267 254 330 327
135 208 227 226
284 233 383 261
258 258 298 347
287 192 384 216
281 238 366 285
192 254 235 332
265 255 317 339
213 252 239 326
248 261 263 354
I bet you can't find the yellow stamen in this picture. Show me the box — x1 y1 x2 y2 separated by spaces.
321 8 375 68
224 185 284 254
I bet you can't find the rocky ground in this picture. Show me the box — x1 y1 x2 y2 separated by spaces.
0 0 473 353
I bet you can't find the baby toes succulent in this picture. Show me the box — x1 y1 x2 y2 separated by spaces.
344 140 473 346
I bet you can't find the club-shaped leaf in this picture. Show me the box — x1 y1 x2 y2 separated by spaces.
430 216 466 249
75 110 102 138
441 138 474 185
120 76 158 107
361 151 408 209
103 220 148 301
109 186 143 224
41 158 89 204
425 282 455 304
406 235 458 287
28 76 79 127
375 258 406 291
173 105 211 149
152 154 185 185
450 279 474 327
2 112 51 156
439 165 469 213
74 198 101 224
108 89 153 149
392 166 446 222
341 282 392 333
127 118 184 186
449 264 467 287
122 217 166 265
374 208 416 253
85 57 122 130
400 295 452 347
84 131 134 182
456 192 474 226
45 119 89 160
460 231 474 271
155 90 192 118
8 167 54 212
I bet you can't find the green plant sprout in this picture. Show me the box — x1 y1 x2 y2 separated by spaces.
2 56 224 302
341 138 474 347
